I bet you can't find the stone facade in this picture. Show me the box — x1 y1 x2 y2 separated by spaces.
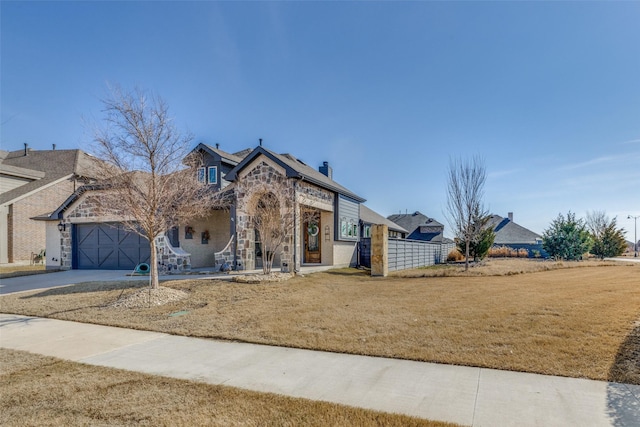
234 161 295 271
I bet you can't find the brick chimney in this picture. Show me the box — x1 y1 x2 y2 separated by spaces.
319 161 332 179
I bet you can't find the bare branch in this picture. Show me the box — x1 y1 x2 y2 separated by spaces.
90 85 220 288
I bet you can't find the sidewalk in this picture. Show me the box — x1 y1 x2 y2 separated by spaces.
1 314 639 426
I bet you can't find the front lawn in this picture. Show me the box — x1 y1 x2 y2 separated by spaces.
1 260 638 384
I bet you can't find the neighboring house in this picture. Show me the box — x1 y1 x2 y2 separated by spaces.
0 146 99 264
49 144 369 272
387 211 451 242
486 212 546 257
360 205 408 239
358 205 408 268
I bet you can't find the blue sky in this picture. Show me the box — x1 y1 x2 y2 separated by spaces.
2 1 639 237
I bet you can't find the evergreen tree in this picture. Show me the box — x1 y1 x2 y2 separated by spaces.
542 212 592 260
587 213 627 259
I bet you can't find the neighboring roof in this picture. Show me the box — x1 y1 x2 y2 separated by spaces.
0 149 100 205
195 143 246 165
387 211 444 233
360 205 408 234
487 214 542 245
0 163 45 180
225 146 366 202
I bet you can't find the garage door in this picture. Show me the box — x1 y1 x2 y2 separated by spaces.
74 223 150 270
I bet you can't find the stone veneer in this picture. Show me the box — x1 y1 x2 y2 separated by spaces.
234 161 335 271
234 162 294 271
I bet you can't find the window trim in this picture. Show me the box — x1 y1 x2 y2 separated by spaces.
197 167 206 183
208 166 218 184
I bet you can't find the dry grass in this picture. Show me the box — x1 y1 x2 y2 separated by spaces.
2 260 639 384
0 349 451 427
0 264 55 279
394 258 621 277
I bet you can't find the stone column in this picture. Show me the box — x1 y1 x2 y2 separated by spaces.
371 224 388 277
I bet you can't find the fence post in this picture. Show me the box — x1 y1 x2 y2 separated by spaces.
371 224 388 277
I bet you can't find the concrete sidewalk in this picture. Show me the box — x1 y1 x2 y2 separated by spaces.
1 314 638 426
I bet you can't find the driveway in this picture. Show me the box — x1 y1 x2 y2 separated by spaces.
0 269 229 295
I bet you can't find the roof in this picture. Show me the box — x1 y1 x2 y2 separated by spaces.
387 211 444 233
360 205 408 233
486 214 542 245
0 149 100 205
225 146 366 202
195 143 247 165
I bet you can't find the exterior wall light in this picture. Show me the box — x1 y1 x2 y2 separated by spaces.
57 221 66 232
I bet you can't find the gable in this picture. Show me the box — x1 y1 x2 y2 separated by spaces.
226 147 365 202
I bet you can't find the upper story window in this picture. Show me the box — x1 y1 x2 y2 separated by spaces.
208 166 218 184
197 166 218 185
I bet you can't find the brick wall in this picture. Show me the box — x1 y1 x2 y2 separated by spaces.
9 179 75 262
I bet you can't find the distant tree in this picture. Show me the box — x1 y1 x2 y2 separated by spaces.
456 218 495 262
92 85 224 289
446 156 489 270
542 212 592 260
586 211 627 259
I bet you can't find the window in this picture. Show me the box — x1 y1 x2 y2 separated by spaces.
363 225 371 238
208 166 217 184
197 167 206 183
340 218 348 238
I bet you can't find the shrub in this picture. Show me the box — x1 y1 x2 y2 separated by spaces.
488 246 529 258
447 249 465 262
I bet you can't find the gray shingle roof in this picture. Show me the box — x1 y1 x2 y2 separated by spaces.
487 214 541 245
197 143 246 165
360 205 408 233
225 147 366 202
387 211 443 233
0 149 100 205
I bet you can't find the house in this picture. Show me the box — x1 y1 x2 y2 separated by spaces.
0 146 99 264
360 205 408 239
387 211 450 242
486 212 546 257
48 143 369 272
358 205 408 268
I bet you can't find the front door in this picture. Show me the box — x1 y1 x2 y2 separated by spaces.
304 219 321 263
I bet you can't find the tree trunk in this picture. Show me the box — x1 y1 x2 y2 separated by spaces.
465 239 470 271
149 238 159 289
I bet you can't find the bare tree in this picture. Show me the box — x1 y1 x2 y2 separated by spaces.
237 178 320 274
92 85 220 289
238 180 296 274
445 156 489 271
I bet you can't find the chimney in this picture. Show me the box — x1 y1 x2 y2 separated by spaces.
52 144 56 150
319 161 332 179
508 212 513 222
215 143 219 149
24 143 28 156
259 138 263 147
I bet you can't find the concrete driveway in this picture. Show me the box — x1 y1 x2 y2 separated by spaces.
0 269 229 295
